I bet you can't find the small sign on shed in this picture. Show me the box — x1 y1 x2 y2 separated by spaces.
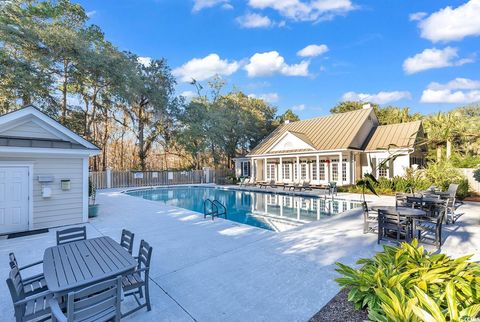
133 172 144 179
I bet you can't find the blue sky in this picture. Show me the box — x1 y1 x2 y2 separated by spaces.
78 0 480 119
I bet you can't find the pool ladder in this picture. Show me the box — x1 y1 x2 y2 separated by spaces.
203 199 227 220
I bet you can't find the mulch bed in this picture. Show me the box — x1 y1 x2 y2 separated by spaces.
309 288 369 322
464 193 480 202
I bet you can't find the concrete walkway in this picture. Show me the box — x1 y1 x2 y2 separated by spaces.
0 188 478 322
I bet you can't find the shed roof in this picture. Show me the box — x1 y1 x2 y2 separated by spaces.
248 107 375 156
364 120 422 151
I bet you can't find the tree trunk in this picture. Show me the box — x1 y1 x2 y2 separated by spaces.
61 59 69 124
446 140 452 160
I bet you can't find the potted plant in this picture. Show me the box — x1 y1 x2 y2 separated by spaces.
88 178 99 218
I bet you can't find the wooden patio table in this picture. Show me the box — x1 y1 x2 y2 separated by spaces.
372 206 426 241
43 236 137 295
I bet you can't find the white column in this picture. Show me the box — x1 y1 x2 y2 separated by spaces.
296 156 300 181
316 155 320 183
338 153 343 186
106 167 112 189
279 157 283 182
346 152 351 184
264 158 268 181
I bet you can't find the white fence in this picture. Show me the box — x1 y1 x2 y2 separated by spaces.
89 168 233 189
458 168 480 193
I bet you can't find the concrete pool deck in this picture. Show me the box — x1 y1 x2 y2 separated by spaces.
0 187 479 321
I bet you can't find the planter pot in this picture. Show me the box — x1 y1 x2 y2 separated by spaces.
88 204 99 218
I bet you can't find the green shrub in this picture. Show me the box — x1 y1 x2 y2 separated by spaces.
424 161 470 199
336 240 480 322
474 168 480 183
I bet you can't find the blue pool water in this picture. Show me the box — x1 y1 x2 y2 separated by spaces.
127 186 362 232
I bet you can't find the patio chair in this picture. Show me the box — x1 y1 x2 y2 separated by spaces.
259 180 274 189
49 276 122 322
6 266 56 322
362 202 377 234
395 192 408 207
238 177 246 186
120 229 135 254
56 226 87 245
405 196 423 209
362 201 378 234
415 204 447 249
445 184 460 223
9 252 48 295
377 209 409 244
122 239 153 318
328 182 337 196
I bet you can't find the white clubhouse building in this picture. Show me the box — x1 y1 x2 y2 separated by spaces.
234 107 426 186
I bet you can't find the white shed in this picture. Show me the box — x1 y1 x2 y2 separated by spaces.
0 106 100 234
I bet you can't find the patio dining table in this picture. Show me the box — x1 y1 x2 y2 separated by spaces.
43 236 137 295
373 206 427 241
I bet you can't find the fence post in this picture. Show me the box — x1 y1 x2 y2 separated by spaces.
204 168 210 183
106 168 112 189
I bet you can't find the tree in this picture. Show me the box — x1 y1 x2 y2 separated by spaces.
119 54 178 171
330 101 378 114
274 109 300 126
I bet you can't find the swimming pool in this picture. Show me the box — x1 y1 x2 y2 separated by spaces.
127 186 362 232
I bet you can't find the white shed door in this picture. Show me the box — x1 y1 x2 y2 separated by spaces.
0 167 29 234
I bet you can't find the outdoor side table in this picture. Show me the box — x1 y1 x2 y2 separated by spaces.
43 236 137 295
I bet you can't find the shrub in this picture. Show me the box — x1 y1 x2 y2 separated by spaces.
336 240 480 322
474 168 480 183
424 161 470 199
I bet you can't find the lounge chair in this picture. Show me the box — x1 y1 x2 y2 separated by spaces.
259 180 275 188
328 182 337 195
301 180 312 191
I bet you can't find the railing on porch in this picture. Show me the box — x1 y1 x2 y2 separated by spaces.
89 168 233 189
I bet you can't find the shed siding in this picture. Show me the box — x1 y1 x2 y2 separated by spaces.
0 156 84 229
1 120 60 140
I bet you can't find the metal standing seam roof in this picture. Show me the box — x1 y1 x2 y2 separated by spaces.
248 108 375 156
364 120 422 151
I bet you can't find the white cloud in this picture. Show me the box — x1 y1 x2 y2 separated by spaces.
291 104 306 111
181 91 196 99
248 92 279 103
137 56 152 67
244 51 309 77
421 78 480 103
342 91 411 104
192 0 230 12
248 0 356 22
86 10 97 18
409 12 426 21
297 44 329 57
417 0 480 42
173 54 239 82
402 47 473 74
236 13 272 28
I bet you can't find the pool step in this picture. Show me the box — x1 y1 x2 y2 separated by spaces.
203 199 227 220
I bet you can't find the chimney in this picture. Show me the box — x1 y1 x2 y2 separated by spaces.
362 103 371 109
284 120 291 124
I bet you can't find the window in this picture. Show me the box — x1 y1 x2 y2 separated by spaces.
319 160 326 180
331 159 339 181
294 163 298 180
300 163 307 180
342 158 347 182
266 163 276 180
241 161 250 177
311 161 317 181
283 163 290 180
377 158 389 178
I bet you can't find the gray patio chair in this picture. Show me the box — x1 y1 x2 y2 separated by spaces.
362 202 377 234
415 204 447 249
120 229 135 254
445 184 460 223
122 239 153 318
395 192 408 207
49 276 122 322
56 226 87 245
377 209 409 245
328 182 337 196
9 252 48 295
6 266 56 322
